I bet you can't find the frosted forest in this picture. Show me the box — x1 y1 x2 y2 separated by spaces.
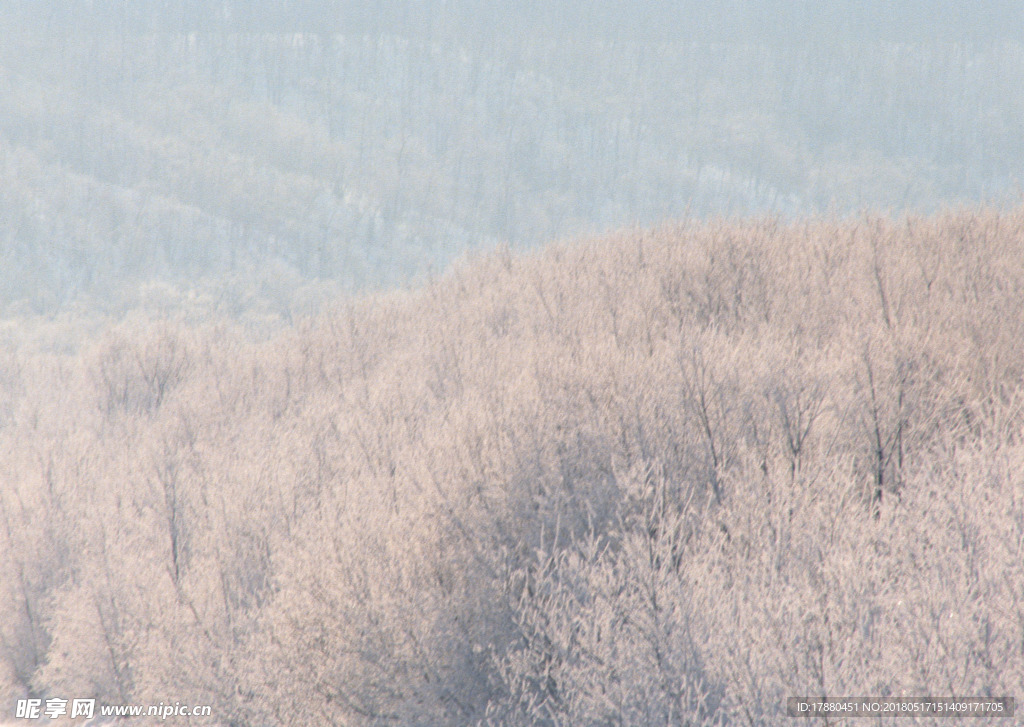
1 2 1023 725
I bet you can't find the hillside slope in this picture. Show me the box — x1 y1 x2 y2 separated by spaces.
2 4 1022 314
2 207 1023 724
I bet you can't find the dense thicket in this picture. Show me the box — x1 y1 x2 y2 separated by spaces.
2 206 1022 724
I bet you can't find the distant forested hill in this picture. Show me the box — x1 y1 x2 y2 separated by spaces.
0 1 1021 316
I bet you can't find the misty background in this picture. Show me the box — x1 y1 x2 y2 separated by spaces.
1 0 1022 320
